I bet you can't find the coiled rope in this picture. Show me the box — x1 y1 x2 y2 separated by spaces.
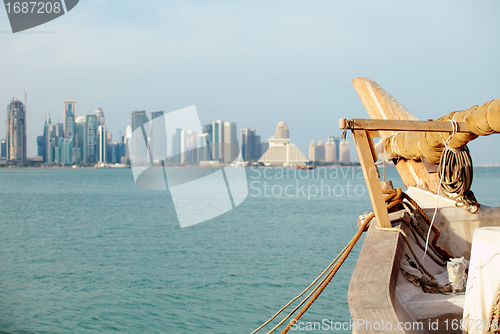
438 145 479 213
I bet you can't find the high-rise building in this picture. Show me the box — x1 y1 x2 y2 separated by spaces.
6 99 27 163
37 136 44 157
97 125 107 163
331 136 340 162
150 111 166 163
254 135 262 160
63 99 76 138
151 111 163 120
46 122 64 163
202 124 213 160
339 141 350 164
0 139 6 158
131 111 149 163
325 137 337 163
60 136 74 164
224 122 237 163
132 110 148 131
316 140 325 162
124 125 132 157
309 140 317 161
240 128 256 161
111 142 125 163
212 120 224 162
275 120 289 139
172 128 182 163
179 130 198 164
86 114 97 162
197 133 209 161
95 108 105 128
106 132 113 164
43 109 51 163
75 116 86 163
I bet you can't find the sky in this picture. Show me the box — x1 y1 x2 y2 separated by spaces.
1 0 499 164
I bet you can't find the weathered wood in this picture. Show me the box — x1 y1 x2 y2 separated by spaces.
353 130 391 228
348 212 410 334
351 78 440 194
339 118 471 133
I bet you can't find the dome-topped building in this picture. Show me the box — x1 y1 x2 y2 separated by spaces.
258 120 308 166
275 120 289 139
95 108 105 127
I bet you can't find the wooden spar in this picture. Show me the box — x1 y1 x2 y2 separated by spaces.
339 118 472 133
351 78 442 194
352 129 392 228
341 81 475 228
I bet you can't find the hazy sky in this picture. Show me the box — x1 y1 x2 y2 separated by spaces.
1 0 499 164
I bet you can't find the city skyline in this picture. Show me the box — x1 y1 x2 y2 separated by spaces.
1 1 499 164
4 97 352 167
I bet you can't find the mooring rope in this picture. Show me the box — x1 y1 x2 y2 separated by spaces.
251 189 404 334
249 244 350 334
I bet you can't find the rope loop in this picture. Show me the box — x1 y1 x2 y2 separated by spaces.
341 119 354 141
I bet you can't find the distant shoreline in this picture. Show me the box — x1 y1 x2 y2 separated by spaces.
1 164 499 170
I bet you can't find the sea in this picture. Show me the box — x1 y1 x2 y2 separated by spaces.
1 166 499 334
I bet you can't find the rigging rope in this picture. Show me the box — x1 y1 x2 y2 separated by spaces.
249 244 350 334
422 119 457 261
252 189 406 334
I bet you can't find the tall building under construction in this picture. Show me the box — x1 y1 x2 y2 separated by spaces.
6 98 27 164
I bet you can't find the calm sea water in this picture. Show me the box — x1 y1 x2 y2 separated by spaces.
0 167 499 333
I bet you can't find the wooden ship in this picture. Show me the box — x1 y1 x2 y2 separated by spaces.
343 78 500 334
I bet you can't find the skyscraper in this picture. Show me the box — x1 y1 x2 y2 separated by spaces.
60 137 74 164
124 125 132 157
212 120 224 162
46 122 64 163
255 135 262 160
6 98 27 163
197 133 209 161
132 110 148 131
97 125 107 163
37 136 44 157
331 136 340 162
339 141 350 164
240 128 256 161
316 140 325 162
150 111 166 163
43 108 51 163
75 116 86 163
325 137 337 163
63 99 76 138
224 122 237 163
86 114 97 162
0 139 6 158
309 140 317 161
95 108 105 128
202 124 213 160
275 120 289 139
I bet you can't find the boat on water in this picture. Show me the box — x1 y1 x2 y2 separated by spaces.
295 164 316 170
344 78 500 334
252 78 499 334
